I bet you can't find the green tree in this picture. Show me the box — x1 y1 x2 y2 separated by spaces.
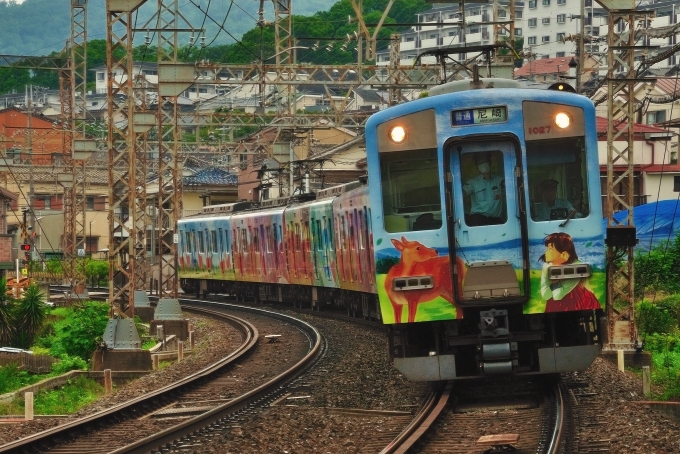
0 279 17 346
86 260 109 286
50 301 109 361
14 283 47 349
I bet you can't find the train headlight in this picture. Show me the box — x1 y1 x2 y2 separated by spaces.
389 125 407 143
554 112 571 129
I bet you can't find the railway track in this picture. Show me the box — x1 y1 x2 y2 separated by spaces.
9 292 597 453
0 302 321 454
396 376 569 453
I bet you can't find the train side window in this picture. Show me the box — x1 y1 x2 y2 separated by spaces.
266 226 271 253
185 232 192 253
358 210 365 249
240 228 247 253
295 223 301 251
315 219 322 251
211 230 218 254
380 148 441 233
325 217 333 251
460 150 507 226
348 213 355 250
253 227 259 252
527 137 589 222
198 231 205 254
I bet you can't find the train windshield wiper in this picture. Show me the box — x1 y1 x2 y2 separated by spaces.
559 210 578 227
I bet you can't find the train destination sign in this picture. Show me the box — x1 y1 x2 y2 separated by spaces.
451 106 507 126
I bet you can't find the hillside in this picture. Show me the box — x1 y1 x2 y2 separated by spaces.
0 0 335 56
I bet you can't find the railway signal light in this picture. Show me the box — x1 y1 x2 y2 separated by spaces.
20 244 31 251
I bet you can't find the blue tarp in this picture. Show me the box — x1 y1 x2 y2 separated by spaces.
610 200 680 251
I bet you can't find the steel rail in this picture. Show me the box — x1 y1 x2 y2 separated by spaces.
379 382 452 454
545 381 565 454
0 306 257 453
110 299 322 454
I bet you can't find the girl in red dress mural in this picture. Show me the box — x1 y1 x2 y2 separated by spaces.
539 232 601 312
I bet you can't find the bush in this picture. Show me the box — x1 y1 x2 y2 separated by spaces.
51 354 88 375
635 232 680 296
49 302 109 361
636 300 676 337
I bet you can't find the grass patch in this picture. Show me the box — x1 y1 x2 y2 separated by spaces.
0 375 105 416
0 364 45 394
158 360 173 370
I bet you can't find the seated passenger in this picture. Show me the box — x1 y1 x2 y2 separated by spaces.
533 179 581 221
413 212 442 231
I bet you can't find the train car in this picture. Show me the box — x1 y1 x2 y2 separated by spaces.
178 76 606 383
365 76 605 381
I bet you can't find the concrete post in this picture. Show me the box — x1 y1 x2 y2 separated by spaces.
157 325 165 350
178 341 184 363
617 350 625 372
642 365 651 396
189 331 195 349
104 369 113 394
152 354 159 370
24 392 33 421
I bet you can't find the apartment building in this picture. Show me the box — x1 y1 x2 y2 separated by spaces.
376 0 679 72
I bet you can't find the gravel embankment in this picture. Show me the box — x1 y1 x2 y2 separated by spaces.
3 307 680 454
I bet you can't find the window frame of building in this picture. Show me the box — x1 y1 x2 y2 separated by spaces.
528 36 537 45
556 51 566 57
514 28 522 36
515 10 523 18
557 14 566 23
542 0 550 5
529 0 537 8
557 0 566 4
542 17 550 25
646 110 666 124
556 33 565 41
529 18 537 27
542 35 550 43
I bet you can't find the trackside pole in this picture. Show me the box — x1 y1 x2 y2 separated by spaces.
24 392 33 421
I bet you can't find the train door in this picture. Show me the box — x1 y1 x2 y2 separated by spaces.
446 140 528 302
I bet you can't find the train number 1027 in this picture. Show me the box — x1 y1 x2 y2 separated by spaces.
527 125 551 135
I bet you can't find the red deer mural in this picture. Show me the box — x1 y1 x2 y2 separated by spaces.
385 236 465 323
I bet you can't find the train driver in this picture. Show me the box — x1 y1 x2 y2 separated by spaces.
533 179 582 221
463 152 505 226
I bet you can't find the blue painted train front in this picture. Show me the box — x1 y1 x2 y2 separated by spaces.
365 79 605 380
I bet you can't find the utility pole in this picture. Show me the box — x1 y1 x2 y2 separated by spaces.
153 0 196 299
106 0 148 317
597 0 654 354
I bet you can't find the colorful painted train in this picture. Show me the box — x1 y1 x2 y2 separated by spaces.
178 77 606 381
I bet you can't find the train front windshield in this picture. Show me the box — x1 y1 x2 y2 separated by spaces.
380 148 442 233
526 137 590 222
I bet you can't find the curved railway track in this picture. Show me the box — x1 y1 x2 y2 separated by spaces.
5 291 580 453
0 303 321 454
